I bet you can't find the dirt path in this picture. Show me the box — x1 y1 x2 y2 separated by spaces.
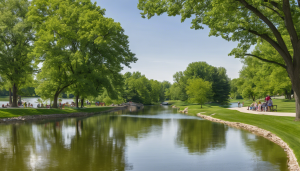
228 107 295 117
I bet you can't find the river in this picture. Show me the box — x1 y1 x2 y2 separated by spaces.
0 106 288 170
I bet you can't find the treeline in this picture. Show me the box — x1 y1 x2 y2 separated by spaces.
0 0 137 107
166 62 231 105
86 72 171 105
86 61 232 106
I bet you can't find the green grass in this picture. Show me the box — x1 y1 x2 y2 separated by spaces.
0 107 114 118
0 96 9 101
175 102 300 166
166 100 195 106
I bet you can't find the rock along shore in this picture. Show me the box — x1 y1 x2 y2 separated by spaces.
0 106 127 123
197 113 300 171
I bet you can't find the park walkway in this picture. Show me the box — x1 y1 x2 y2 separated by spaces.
228 107 295 117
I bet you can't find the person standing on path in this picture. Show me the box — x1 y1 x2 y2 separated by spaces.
268 98 273 112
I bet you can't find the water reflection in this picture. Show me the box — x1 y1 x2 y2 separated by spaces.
240 131 288 171
176 119 227 154
0 106 289 171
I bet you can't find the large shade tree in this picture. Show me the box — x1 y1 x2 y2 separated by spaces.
0 0 34 107
138 0 300 120
28 0 137 108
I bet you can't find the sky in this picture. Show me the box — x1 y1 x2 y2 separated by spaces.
95 0 243 83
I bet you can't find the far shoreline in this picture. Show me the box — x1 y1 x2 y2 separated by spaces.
0 106 127 124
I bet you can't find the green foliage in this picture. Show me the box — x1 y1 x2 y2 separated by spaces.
186 78 213 108
87 89 124 106
0 0 35 106
235 56 292 101
171 62 230 104
123 72 170 104
230 79 242 99
28 0 137 107
159 81 171 101
137 0 300 119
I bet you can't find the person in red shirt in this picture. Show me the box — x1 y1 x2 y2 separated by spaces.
265 95 270 102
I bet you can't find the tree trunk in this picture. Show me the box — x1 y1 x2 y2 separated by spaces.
294 93 300 121
76 95 79 108
53 92 59 108
81 98 84 108
9 88 12 106
12 84 18 107
290 71 300 121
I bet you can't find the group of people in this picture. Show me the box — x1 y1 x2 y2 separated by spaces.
86 101 92 106
95 102 105 106
1 103 9 108
2 102 34 108
22 102 33 108
248 95 273 112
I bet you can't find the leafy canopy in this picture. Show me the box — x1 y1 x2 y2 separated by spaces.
186 78 213 107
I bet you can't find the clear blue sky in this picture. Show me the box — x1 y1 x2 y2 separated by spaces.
95 0 243 83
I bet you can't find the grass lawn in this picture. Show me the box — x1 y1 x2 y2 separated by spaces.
0 96 9 101
173 101 300 166
0 107 114 118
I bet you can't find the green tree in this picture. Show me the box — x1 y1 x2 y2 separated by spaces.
173 71 188 101
0 0 34 107
123 72 166 104
137 0 300 120
149 79 161 103
159 81 171 101
186 78 213 108
169 83 182 100
174 62 230 104
236 55 292 101
28 0 137 108
230 79 242 99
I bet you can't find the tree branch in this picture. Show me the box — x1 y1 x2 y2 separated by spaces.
262 5 284 20
282 0 298 48
239 28 284 55
263 0 282 11
245 53 286 69
237 0 291 60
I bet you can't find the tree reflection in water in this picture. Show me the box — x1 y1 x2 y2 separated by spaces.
0 106 289 171
176 119 228 154
240 131 288 171
0 112 163 171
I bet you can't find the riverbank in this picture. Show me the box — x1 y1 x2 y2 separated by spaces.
197 113 299 171
0 106 126 123
171 102 300 171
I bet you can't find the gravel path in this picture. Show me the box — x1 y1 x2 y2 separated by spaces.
228 107 295 117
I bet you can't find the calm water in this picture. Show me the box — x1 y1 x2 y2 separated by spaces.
0 106 288 171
